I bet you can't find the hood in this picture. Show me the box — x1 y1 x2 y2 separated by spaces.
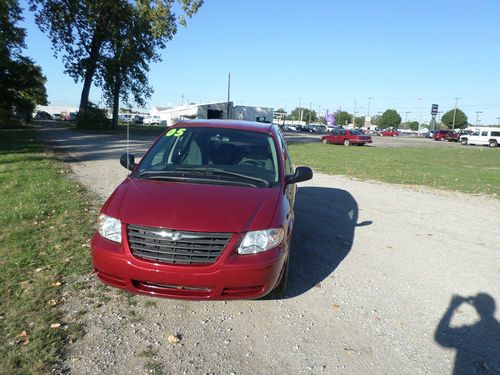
103 178 281 233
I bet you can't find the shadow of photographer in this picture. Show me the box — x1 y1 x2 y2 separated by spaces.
286 186 371 298
435 293 500 374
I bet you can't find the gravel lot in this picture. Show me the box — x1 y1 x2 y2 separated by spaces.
38 123 500 375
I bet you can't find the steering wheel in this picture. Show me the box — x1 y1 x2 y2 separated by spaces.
240 159 264 167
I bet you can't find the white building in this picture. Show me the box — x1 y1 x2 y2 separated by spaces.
151 102 273 126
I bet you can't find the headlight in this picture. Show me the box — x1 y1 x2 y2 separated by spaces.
237 228 284 255
98 214 122 243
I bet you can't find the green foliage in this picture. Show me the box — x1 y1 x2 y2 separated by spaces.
0 0 47 126
334 111 352 126
379 109 402 129
290 107 317 123
441 108 468 129
407 121 420 131
0 128 95 372
76 103 111 129
354 116 364 128
30 0 204 121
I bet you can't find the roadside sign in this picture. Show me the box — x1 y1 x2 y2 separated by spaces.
431 104 438 116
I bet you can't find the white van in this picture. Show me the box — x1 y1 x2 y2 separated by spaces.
143 115 161 125
460 128 500 148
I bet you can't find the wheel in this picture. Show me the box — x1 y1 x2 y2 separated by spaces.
266 258 289 299
461 138 468 145
489 140 498 148
322 139 328 144
344 139 350 146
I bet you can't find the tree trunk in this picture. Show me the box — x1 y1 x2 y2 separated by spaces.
78 34 103 116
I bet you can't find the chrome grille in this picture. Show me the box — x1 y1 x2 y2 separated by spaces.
127 224 232 265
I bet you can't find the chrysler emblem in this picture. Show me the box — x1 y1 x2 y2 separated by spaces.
153 230 183 241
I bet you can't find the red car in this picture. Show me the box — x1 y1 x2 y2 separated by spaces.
433 130 459 141
380 130 400 137
321 129 372 146
91 120 313 300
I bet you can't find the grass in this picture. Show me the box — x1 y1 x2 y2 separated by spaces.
289 143 500 196
0 127 96 374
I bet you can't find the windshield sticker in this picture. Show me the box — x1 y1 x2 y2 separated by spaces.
166 128 186 137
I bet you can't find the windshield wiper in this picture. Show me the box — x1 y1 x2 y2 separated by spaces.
175 167 270 187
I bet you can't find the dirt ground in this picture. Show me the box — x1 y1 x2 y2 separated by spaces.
38 123 500 375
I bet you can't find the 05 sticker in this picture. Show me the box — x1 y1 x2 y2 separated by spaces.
166 128 186 137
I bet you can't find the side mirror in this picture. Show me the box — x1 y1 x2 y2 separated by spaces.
286 166 313 185
120 153 136 171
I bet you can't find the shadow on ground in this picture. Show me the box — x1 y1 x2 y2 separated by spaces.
435 293 500 374
286 186 371 298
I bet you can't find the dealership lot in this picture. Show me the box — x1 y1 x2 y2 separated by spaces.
38 123 500 374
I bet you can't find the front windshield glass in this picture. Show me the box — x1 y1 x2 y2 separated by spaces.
137 127 280 185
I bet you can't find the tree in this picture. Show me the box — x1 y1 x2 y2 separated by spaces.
0 0 47 126
441 109 468 129
354 116 364 128
290 107 317 123
334 111 351 126
407 121 419 131
379 109 401 129
29 0 203 124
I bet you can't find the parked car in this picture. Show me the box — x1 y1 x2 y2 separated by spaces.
309 124 328 133
52 113 62 121
432 130 459 142
380 130 400 137
460 129 500 148
133 115 144 125
69 112 78 121
143 115 161 125
91 120 313 300
321 129 373 146
34 111 52 120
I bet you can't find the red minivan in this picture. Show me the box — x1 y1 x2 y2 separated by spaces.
91 120 313 300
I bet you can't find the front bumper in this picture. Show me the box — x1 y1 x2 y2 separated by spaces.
91 232 287 300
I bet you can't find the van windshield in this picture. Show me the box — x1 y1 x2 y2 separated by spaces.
136 127 280 186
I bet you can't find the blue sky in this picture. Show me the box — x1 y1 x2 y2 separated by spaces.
20 0 500 125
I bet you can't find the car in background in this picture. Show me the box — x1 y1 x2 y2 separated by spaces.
133 115 144 125
34 111 52 120
321 129 373 146
91 120 313 300
460 129 500 148
432 130 455 141
143 115 161 125
69 112 78 121
309 124 328 133
52 113 62 121
380 130 400 137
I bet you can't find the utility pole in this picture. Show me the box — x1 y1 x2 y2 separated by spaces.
353 100 357 129
367 97 372 116
405 111 411 123
181 94 184 106
497 117 500 126
308 102 312 124
475 111 482 126
297 97 303 122
452 98 460 130
417 97 422 133
317 104 322 119
227 72 231 119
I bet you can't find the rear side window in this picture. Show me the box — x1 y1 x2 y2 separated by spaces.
491 131 500 137
481 131 488 136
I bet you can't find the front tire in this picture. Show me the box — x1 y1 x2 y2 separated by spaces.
267 259 289 299
344 139 350 146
